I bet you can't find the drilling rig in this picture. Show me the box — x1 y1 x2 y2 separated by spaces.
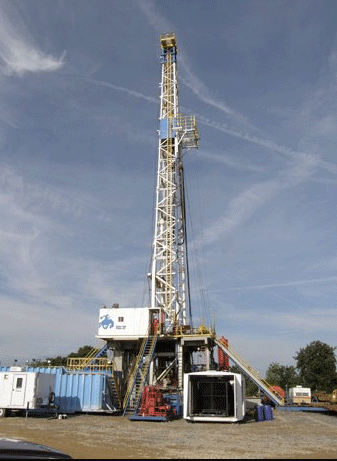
96 33 215 414
92 33 284 415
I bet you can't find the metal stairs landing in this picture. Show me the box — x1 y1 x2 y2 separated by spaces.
215 337 284 406
122 324 160 415
66 343 110 371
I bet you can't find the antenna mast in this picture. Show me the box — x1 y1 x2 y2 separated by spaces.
149 33 199 331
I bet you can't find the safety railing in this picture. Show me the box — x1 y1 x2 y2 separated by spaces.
215 338 284 406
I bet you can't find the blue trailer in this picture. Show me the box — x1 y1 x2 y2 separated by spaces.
0 367 121 415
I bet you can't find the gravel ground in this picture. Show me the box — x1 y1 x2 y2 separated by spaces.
0 409 337 459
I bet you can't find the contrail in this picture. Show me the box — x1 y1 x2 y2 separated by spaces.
218 275 337 291
85 76 337 180
82 77 158 104
137 0 256 129
135 0 337 178
196 114 307 161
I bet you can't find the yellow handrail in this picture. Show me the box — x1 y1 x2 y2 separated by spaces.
123 322 161 411
123 325 152 409
66 357 113 372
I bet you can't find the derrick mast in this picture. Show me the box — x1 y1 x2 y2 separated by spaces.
150 33 199 331
94 33 284 413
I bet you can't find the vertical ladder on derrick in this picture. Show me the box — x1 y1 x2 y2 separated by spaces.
122 323 160 415
177 343 184 389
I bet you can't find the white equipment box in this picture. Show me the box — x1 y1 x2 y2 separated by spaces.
97 307 151 339
183 371 246 423
0 371 56 414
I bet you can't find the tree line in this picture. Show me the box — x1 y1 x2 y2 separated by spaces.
266 340 337 392
233 340 337 395
27 345 96 367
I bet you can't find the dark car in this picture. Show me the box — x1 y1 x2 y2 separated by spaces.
0 438 72 459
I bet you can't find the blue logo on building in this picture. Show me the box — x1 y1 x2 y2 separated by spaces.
99 314 114 329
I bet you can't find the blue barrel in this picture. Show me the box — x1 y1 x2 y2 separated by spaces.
254 405 264 422
263 405 273 421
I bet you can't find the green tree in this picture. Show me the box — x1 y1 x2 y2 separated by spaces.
265 362 298 390
294 340 337 392
45 356 68 367
27 356 68 367
27 345 96 368
68 345 96 358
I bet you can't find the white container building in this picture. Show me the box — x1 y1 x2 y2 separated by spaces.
183 371 246 423
97 307 151 339
289 386 311 404
0 370 56 417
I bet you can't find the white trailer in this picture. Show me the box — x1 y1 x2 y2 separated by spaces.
289 386 311 404
0 370 56 417
183 371 246 423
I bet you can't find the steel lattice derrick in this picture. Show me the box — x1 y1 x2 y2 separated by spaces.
150 33 198 332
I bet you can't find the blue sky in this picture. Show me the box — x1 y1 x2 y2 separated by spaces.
0 0 337 375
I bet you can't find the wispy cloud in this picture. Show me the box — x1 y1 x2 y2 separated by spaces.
193 152 318 248
0 163 113 224
80 69 337 185
137 0 337 197
194 150 265 173
219 301 337 335
218 275 337 291
0 295 98 362
137 0 255 128
179 72 254 128
0 3 65 77
197 114 337 180
197 114 308 160
77 75 327 255
83 76 157 104
79 75 313 178
0 161 152 362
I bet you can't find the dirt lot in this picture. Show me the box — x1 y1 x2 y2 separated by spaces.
1 409 337 459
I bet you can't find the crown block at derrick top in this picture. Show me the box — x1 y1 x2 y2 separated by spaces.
160 33 177 49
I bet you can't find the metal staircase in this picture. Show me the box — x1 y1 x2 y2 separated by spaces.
215 337 284 406
105 374 122 412
122 323 160 415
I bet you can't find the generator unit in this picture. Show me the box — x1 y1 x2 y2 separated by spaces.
0 370 56 417
183 371 246 423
